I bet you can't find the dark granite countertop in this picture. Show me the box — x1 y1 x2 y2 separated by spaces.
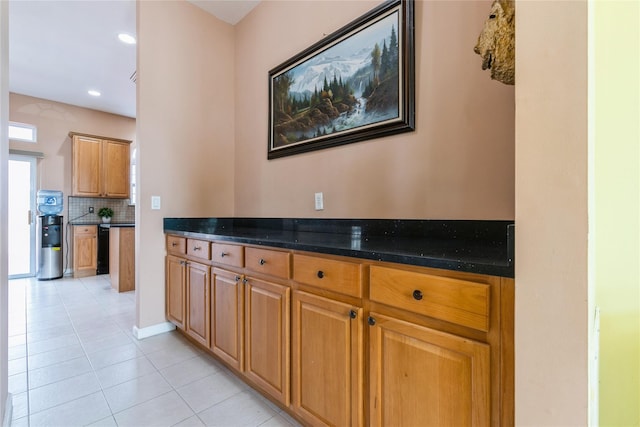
70 222 135 227
164 218 514 278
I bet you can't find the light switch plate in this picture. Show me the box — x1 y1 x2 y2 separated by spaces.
151 196 161 210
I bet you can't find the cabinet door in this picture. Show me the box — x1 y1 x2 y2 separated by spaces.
72 136 102 196
245 277 290 406
211 268 244 371
292 290 363 427
186 261 210 347
73 226 97 278
368 312 490 427
102 140 130 198
165 255 186 329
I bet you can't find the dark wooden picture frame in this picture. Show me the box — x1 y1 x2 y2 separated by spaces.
268 0 415 159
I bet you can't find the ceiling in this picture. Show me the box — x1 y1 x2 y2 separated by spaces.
8 0 259 119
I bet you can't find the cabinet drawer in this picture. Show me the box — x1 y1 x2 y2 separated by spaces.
166 235 186 255
187 239 211 260
245 247 290 279
369 266 490 332
74 225 96 235
293 254 362 298
211 243 244 268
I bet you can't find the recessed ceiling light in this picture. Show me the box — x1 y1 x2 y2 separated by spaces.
88 90 101 97
118 33 136 44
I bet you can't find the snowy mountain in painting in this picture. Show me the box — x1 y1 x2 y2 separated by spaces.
289 47 372 95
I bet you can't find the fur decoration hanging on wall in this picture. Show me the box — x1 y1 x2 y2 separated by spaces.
474 0 515 85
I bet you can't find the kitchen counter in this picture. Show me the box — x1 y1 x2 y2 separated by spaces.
164 218 514 277
69 222 135 227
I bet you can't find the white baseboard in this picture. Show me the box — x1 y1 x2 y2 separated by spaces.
132 322 176 340
2 393 12 427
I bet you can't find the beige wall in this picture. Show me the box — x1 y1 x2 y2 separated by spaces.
515 1 589 425
136 1 235 328
234 0 515 219
9 93 136 197
9 93 136 269
135 0 514 331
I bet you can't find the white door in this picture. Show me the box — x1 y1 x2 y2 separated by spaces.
8 155 36 278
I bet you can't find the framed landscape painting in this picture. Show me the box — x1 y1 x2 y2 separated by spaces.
268 0 415 159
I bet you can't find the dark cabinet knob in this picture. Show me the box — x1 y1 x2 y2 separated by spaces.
193 246 201 251
242 278 248 285
367 316 376 326
235 275 241 282
259 258 266 265
220 252 228 257
349 310 357 319
413 290 423 301
171 242 177 247
317 270 324 279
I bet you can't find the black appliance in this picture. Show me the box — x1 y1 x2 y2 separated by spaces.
97 225 110 274
37 215 63 280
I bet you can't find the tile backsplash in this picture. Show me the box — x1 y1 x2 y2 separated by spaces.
68 196 135 224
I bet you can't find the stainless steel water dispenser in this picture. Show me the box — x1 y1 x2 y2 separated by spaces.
36 190 64 280
37 215 63 280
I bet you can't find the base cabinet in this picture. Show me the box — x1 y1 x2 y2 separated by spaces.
291 290 363 427
185 261 210 347
164 234 513 426
244 276 291 406
368 313 490 427
73 225 97 278
166 255 186 329
211 268 244 371
166 254 209 343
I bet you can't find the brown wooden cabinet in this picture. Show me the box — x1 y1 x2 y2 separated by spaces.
211 267 244 371
368 264 513 427
166 254 186 329
109 227 135 292
185 261 210 347
102 139 131 198
166 237 211 347
368 313 490 426
165 253 210 346
70 132 131 198
73 225 97 278
292 290 364 427
164 234 514 426
244 276 290 406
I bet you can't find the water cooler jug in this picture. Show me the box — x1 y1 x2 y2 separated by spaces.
36 190 64 280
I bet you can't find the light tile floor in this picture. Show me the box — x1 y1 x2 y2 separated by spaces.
8 275 301 427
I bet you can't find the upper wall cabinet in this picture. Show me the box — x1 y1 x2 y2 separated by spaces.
70 132 132 198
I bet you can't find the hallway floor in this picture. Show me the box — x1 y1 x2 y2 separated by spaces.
7 275 300 427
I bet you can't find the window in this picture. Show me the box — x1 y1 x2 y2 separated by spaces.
9 122 37 143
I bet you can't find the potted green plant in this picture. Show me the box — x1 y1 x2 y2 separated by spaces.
98 207 114 223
